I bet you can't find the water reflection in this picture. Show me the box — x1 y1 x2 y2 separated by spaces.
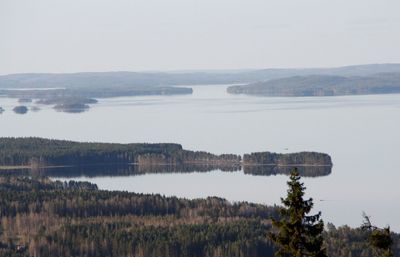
17 163 332 178
243 165 332 177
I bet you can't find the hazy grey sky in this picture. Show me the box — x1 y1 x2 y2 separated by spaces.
1 0 400 74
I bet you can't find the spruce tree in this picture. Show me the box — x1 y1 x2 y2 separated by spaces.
270 168 326 257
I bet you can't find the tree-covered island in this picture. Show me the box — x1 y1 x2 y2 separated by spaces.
12 106 28 114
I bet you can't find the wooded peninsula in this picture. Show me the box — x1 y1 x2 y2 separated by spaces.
0 137 332 177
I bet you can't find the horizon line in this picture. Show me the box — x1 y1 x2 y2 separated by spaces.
1 62 400 76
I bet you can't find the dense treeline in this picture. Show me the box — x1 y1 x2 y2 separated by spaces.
39 221 274 257
243 151 332 166
0 175 399 256
0 137 240 167
0 175 277 257
0 176 275 219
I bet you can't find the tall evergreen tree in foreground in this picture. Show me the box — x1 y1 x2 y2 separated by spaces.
270 168 326 257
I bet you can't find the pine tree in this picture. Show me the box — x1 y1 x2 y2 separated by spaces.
270 168 326 257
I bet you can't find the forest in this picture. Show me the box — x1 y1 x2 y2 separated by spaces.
0 137 241 168
243 151 332 166
0 174 277 257
0 174 398 257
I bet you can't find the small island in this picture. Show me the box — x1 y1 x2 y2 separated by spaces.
0 107 4 114
53 103 90 113
36 97 98 113
12 105 28 114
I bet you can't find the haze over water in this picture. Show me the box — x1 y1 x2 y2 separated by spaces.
1 85 400 231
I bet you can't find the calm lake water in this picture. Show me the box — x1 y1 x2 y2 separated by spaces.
1 85 400 231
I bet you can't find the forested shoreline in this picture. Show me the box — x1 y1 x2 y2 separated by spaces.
0 138 240 167
0 137 332 169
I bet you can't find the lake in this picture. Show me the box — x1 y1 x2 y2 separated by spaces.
1 85 400 231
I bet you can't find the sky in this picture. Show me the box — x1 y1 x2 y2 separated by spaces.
1 0 400 75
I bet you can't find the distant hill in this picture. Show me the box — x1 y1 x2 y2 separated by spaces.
1 64 400 90
227 72 400 97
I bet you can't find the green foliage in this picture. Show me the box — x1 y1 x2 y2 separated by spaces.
369 228 393 253
361 214 394 257
270 168 326 257
43 220 274 257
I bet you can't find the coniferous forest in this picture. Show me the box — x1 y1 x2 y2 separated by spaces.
0 173 399 257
